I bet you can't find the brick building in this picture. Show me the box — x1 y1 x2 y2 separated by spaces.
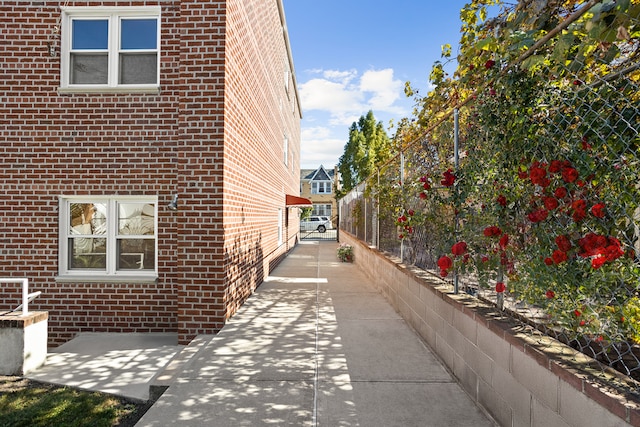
0 0 303 346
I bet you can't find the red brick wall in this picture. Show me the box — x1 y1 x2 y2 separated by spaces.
0 0 301 346
220 0 301 323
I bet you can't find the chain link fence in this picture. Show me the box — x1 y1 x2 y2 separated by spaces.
340 1 640 395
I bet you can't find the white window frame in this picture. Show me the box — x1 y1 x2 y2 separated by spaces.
57 195 158 282
313 204 332 217
59 6 161 93
311 181 331 194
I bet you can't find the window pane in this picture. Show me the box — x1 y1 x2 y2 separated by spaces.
70 53 108 84
119 53 157 84
69 238 107 269
69 203 107 235
72 19 108 50
117 239 155 270
118 203 155 235
121 19 157 50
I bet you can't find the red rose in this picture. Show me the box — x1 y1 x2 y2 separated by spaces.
437 255 453 271
555 235 572 252
572 199 586 210
527 209 548 223
495 282 506 293
578 233 608 257
485 59 496 69
581 136 592 151
544 257 554 266
497 194 507 207
546 290 555 299
483 226 502 237
552 249 568 264
499 234 509 249
554 187 568 199
592 255 607 269
441 169 456 187
419 192 427 200
548 160 563 173
481 256 489 263
591 203 605 218
543 197 559 210
561 167 579 183
605 239 624 262
408 209 415 216
574 309 582 317
451 241 468 256
572 209 587 222
423 182 431 190
529 165 547 186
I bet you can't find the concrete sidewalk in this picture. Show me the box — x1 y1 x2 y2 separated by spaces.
136 241 496 426
26 332 183 401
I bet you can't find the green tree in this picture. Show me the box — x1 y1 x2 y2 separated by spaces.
337 110 391 194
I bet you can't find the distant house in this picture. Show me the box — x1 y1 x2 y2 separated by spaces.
300 166 338 220
0 0 303 346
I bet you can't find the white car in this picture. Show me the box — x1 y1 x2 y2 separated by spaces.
300 216 333 233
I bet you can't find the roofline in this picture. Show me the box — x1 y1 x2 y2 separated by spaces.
277 0 303 118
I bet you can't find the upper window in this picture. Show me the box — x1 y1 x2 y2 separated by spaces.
58 196 158 281
60 7 161 92
311 182 331 194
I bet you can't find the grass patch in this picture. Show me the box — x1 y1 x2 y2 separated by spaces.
0 376 152 427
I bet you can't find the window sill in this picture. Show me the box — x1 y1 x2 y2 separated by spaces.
57 86 161 95
55 275 158 284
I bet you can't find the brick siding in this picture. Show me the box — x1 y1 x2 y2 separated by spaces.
0 0 301 346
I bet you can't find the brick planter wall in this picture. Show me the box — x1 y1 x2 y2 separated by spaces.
340 231 640 427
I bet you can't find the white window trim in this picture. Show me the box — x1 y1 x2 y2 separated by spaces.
57 195 159 283
311 181 332 194
59 6 161 94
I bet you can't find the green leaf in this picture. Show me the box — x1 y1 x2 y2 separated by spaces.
522 55 545 70
476 37 497 51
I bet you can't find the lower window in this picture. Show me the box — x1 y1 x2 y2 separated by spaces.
58 196 158 280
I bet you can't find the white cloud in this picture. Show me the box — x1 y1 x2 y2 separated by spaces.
322 69 358 84
299 78 364 115
300 126 344 169
359 69 405 113
298 68 408 126
297 68 412 169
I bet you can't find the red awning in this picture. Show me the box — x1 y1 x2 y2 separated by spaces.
285 194 313 207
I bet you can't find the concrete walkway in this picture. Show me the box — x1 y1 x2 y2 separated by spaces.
136 241 496 426
26 332 183 401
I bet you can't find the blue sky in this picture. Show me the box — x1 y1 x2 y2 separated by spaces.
282 1 471 169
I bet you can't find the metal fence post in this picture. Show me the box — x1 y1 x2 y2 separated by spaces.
453 109 460 294
400 152 405 263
